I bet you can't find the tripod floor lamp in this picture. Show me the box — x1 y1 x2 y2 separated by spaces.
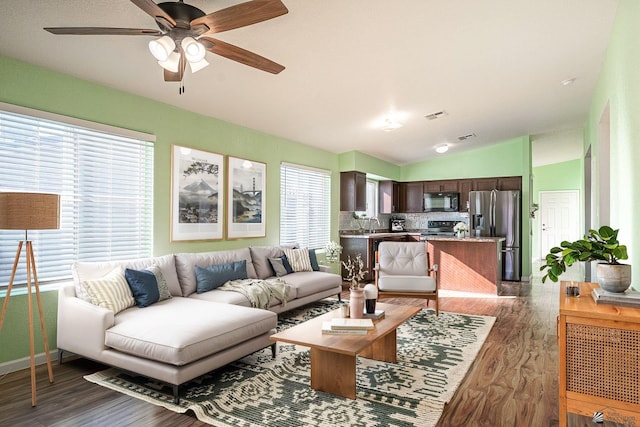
0 192 60 406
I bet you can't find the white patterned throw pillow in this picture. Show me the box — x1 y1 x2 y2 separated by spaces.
283 248 313 272
82 267 135 314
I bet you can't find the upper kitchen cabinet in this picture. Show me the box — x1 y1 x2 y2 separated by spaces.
471 176 522 191
399 181 424 213
458 179 473 212
472 178 499 191
424 180 458 192
497 176 522 191
379 180 400 214
340 171 367 211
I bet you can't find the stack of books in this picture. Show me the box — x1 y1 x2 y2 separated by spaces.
592 287 640 308
363 309 385 320
322 318 375 335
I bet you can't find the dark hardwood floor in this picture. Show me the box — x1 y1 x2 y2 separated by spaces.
0 279 600 426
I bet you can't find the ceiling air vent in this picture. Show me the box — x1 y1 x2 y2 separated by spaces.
457 133 476 142
424 110 448 120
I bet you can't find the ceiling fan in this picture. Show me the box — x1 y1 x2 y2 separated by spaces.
44 0 288 82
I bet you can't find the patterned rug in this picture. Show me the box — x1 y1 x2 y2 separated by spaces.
85 300 495 426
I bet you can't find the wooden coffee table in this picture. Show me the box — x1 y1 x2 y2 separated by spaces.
270 302 421 399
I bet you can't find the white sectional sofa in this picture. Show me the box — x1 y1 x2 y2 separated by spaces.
57 245 342 403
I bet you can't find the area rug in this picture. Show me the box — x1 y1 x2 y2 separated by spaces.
85 300 495 427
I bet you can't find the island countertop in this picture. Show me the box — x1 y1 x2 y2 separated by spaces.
423 236 506 243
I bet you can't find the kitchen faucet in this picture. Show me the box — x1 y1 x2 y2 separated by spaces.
368 217 380 233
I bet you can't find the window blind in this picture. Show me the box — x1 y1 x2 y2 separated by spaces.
0 108 154 287
280 163 331 249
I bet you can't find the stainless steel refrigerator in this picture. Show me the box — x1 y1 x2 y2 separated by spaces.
469 190 521 281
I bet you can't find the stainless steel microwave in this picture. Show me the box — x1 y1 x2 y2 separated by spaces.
424 192 459 212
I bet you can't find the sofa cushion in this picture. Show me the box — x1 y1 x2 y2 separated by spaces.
175 248 257 296
281 271 342 298
82 267 135 314
283 248 313 272
249 246 284 279
73 254 181 302
105 298 277 366
378 275 436 293
195 260 248 293
124 268 160 308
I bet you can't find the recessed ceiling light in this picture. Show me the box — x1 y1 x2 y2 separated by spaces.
561 77 576 86
381 118 402 132
435 144 449 154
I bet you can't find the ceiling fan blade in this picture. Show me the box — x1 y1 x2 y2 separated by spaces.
44 27 162 36
164 54 187 82
202 37 285 74
191 0 288 34
130 0 176 28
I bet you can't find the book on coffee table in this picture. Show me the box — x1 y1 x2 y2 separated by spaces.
362 310 385 320
321 321 368 335
329 318 375 330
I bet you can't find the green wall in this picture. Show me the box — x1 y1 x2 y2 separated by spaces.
531 159 583 260
585 0 640 288
338 151 400 180
0 54 341 364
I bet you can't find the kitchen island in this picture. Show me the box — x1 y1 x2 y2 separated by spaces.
424 236 506 294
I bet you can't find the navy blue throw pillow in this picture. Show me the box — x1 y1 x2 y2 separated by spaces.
195 260 248 293
124 268 160 308
280 255 294 274
308 249 320 271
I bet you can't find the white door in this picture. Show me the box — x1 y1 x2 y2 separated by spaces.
539 190 580 259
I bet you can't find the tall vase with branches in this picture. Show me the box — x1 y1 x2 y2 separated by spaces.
342 253 366 318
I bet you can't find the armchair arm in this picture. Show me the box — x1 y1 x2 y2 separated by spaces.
57 285 114 359
428 264 438 287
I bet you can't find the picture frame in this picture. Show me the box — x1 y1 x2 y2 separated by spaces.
171 144 224 241
226 156 266 239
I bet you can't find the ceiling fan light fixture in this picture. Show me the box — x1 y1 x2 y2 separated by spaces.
158 51 181 73
148 35 175 62
182 37 206 63
189 58 209 73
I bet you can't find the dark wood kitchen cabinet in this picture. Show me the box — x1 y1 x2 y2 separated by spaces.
340 171 366 211
472 178 499 191
458 179 473 212
497 176 522 191
399 181 424 213
378 180 399 214
340 237 370 281
424 180 458 192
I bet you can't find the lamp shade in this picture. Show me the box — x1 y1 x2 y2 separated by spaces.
0 192 60 230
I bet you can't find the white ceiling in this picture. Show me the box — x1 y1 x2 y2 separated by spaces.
0 0 619 166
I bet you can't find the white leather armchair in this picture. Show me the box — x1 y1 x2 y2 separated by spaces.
374 241 439 316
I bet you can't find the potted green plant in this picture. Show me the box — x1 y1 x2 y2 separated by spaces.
540 226 631 292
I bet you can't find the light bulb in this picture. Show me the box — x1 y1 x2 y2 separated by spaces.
148 36 175 62
181 37 206 63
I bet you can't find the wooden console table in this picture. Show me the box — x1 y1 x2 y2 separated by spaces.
559 281 640 426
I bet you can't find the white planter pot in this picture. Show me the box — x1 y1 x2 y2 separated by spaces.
596 263 632 293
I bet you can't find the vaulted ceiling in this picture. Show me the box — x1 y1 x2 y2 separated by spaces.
0 0 619 165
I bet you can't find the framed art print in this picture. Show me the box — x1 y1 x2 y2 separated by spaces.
227 156 266 239
171 145 224 241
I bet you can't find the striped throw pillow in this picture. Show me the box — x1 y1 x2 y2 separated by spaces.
82 267 135 314
283 248 313 272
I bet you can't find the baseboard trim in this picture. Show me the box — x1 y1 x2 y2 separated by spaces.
0 350 58 375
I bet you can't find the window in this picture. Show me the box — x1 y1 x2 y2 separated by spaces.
280 163 331 249
0 104 154 287
365 179 378 218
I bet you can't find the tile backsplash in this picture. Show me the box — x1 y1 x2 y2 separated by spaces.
339 211 470 232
